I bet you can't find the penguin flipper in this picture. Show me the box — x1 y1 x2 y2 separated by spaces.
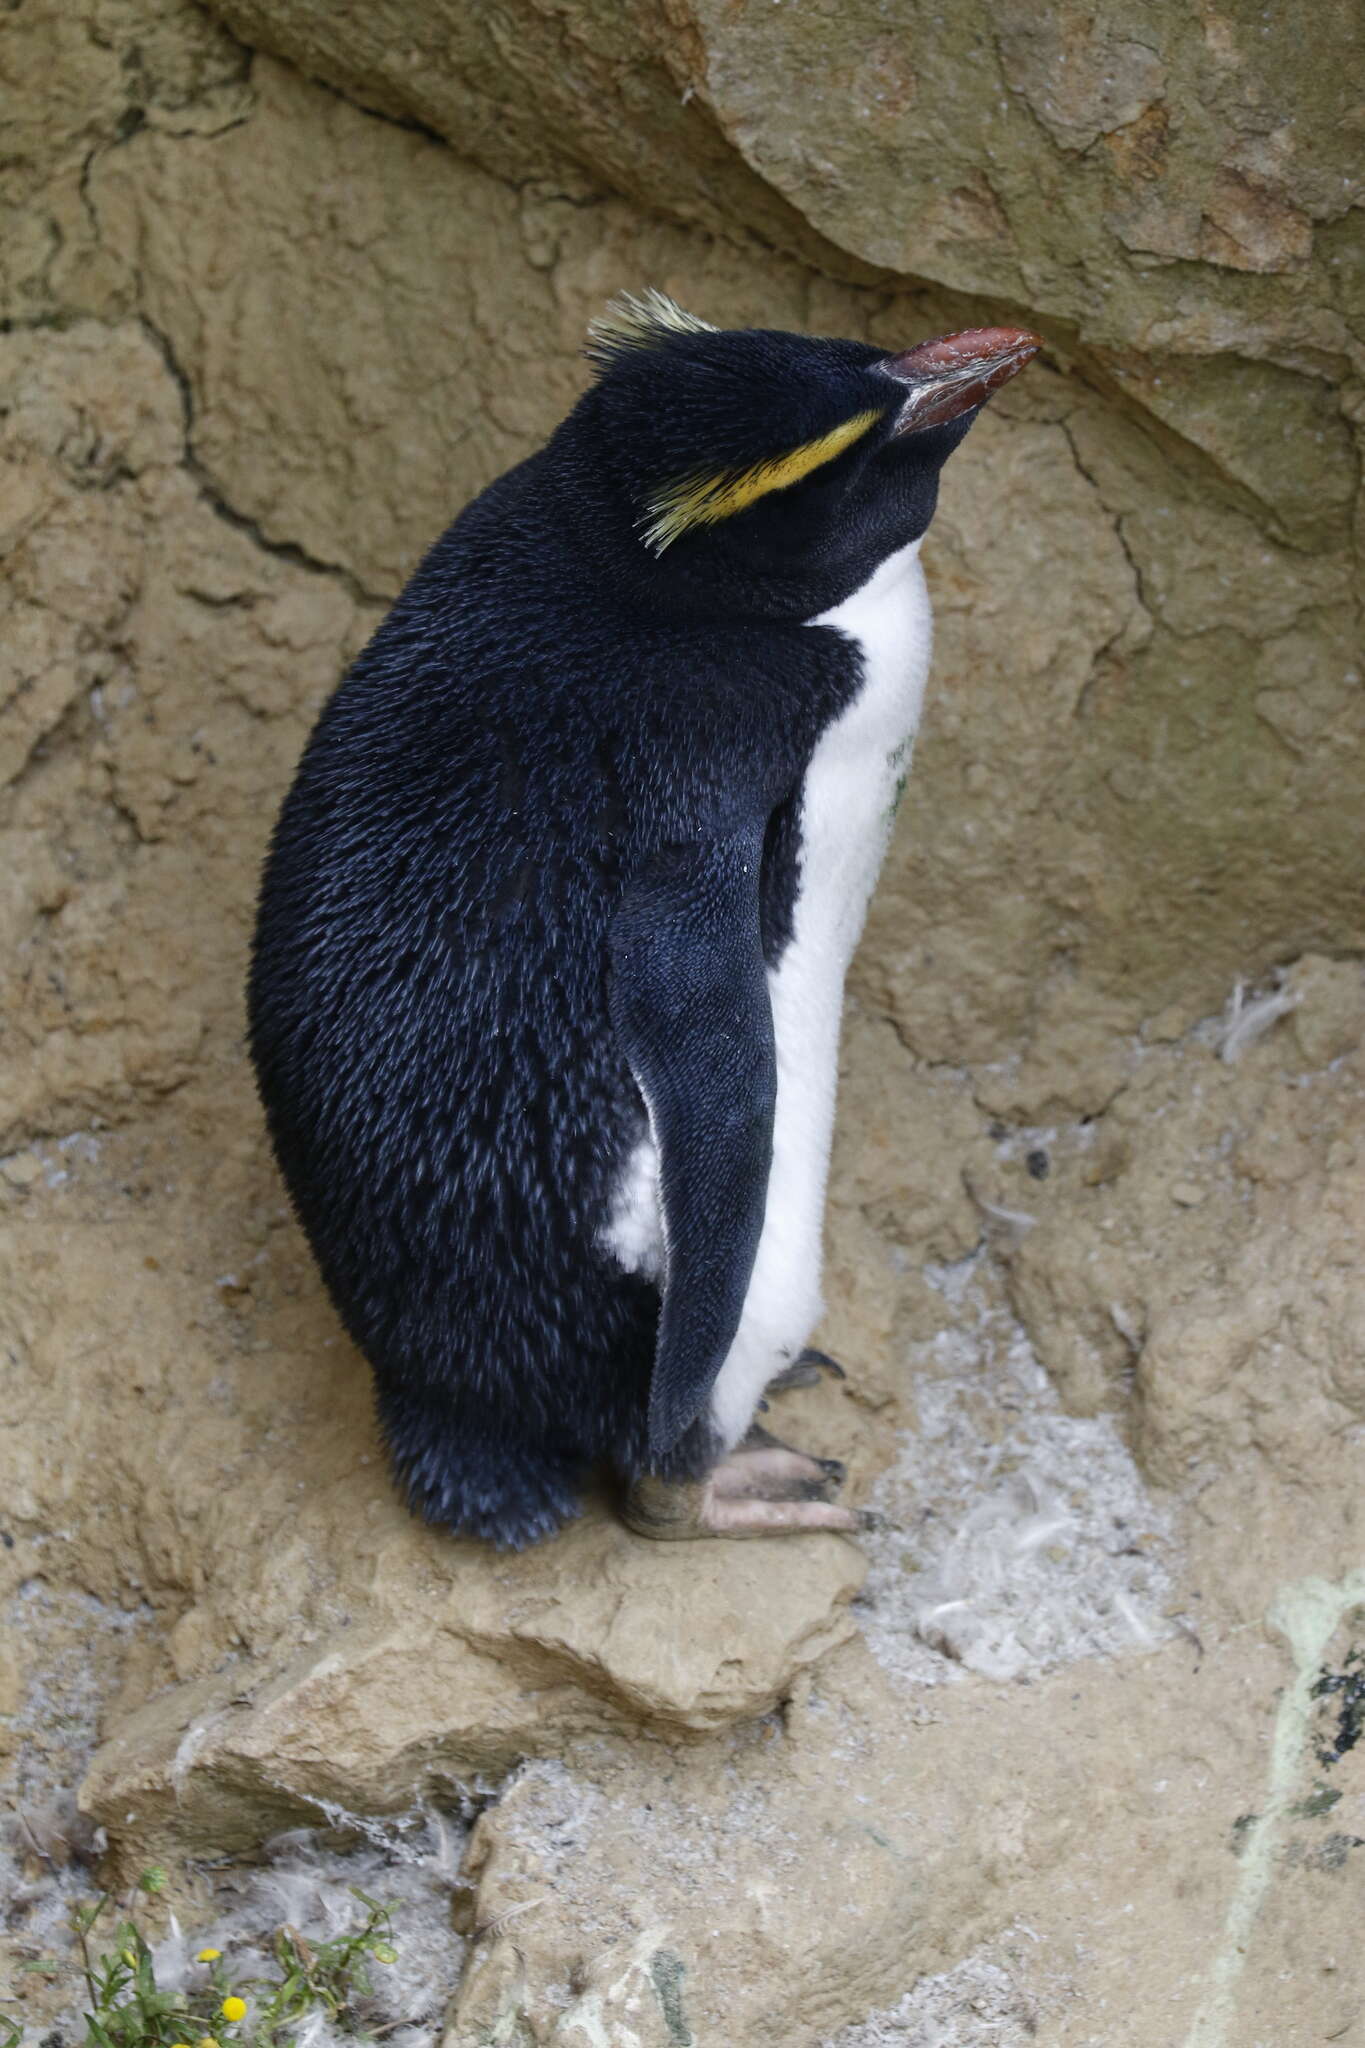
608 831 776 1459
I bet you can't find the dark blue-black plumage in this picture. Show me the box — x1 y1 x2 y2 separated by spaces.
248 306 1030 1545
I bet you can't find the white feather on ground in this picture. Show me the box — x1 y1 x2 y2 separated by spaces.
823 1944 1039 2046
150 1813 469 2048
855 1253 1177 1686
1215 976 1299 1062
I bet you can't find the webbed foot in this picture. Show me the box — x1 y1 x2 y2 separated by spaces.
623 1429 861 1541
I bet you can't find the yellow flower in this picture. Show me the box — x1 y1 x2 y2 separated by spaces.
196 1948 222 1962
199 2038 220 2047
221 1997 248 2024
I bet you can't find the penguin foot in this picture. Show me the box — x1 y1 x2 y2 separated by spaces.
763 1347 848 1397
623 1451 863 1542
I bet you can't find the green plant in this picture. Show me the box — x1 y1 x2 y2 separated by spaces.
18 1870 401 2048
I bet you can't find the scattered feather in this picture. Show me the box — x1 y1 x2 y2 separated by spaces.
1216 976 1298 1063
857 1257 1175 1686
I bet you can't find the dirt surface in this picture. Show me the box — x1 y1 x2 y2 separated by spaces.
3 2 1363 2042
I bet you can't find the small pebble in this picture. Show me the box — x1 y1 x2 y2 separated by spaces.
1170 1181 1204 1207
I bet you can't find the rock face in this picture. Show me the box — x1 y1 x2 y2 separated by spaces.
3 0 1364 2043
199 3 1365 370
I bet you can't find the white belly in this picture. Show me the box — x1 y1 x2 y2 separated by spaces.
603 539 933 1447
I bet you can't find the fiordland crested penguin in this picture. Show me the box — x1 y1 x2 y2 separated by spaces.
249 295 1041 1547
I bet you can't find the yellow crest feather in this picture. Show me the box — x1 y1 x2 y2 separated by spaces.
644 408 885 554
586 289 717 367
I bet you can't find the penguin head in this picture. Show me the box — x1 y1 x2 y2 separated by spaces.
575 292 1040 615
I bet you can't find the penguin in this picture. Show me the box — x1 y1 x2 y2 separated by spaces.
248 294 1040 1548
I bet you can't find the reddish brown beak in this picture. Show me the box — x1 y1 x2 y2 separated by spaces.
881 326 1042 432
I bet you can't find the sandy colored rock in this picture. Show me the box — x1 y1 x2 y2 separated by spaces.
988 973 1365 1478
830 1004 989 1262
437 1597 1365 2047
1285 953 1365 1069
81 1470 865 1863
1136 1145 1365 1488
0 320 370 1152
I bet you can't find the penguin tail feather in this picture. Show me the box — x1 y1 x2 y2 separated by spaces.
379 1390 584 1550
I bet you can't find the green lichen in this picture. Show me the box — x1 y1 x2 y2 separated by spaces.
1289 1783 1342 1820
1229 1812 1258 1857
1311 1647 1365 1768
650 1949 694 2047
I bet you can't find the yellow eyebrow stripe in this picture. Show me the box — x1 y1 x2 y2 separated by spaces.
644 407 885 553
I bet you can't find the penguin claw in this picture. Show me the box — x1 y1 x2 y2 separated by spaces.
764 1363 823 1393
765 1347 848 1397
